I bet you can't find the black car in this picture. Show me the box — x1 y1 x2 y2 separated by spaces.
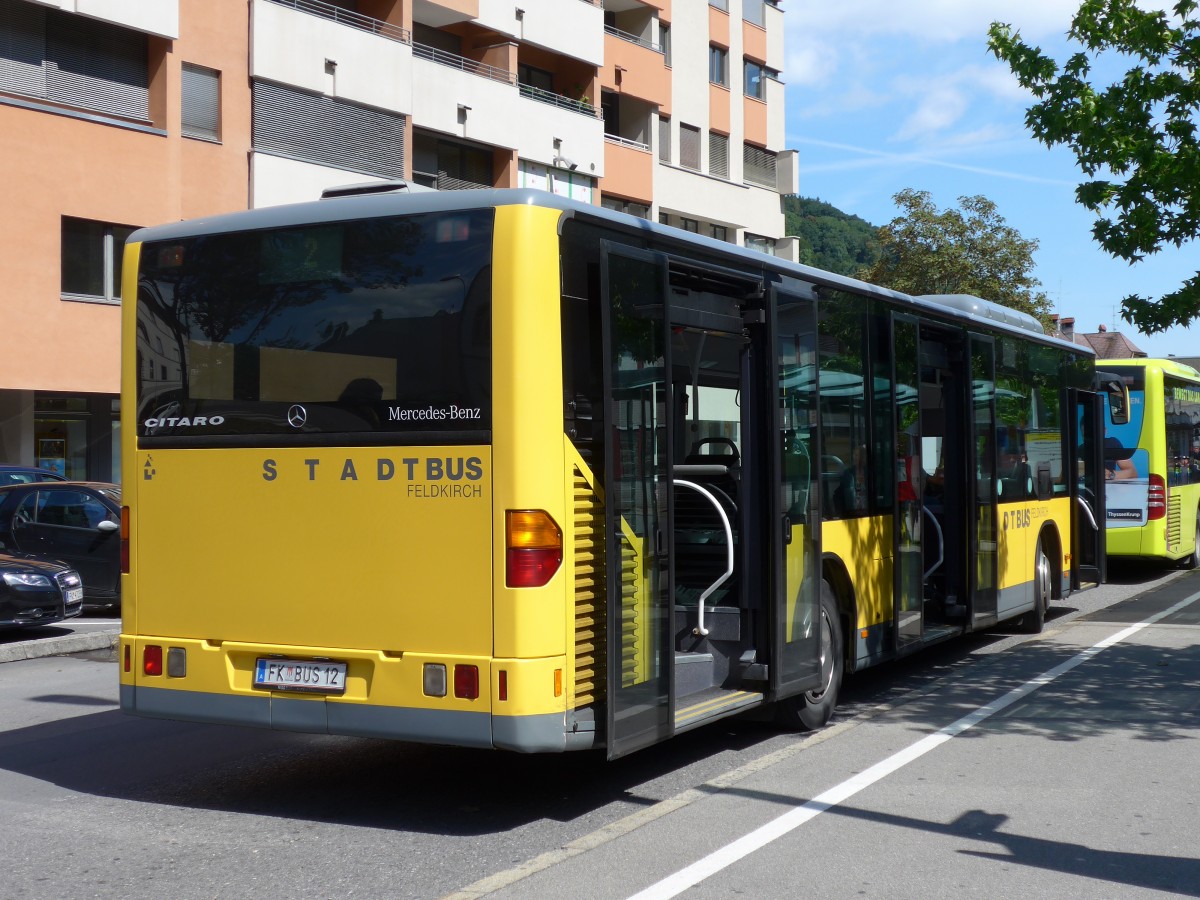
0 482 121 612
0 552 83 628
0 465 67 487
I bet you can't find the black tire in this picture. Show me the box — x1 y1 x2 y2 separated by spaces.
1182 517 1200 570
1019 537 1051 634
776 579 843 730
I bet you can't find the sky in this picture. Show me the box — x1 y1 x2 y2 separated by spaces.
782 0 1198 358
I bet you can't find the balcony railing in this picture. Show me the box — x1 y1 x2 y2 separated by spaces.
604 25 662 54
413 42 516 86
264 0 411 45
605 133 650 152
518 83 600 118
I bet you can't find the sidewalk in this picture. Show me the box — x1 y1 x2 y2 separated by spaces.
0 618 120 663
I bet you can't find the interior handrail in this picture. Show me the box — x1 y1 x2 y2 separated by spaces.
1075 494 1099 531
923 506 944 580
673 478 734 637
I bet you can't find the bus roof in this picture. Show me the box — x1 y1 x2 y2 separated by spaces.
130 185 1091 357
1100 357 1200 381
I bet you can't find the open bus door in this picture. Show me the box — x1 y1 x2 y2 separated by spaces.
601 244 675 759
1071 389 1107 586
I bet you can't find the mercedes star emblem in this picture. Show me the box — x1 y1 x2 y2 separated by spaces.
287 405 308 428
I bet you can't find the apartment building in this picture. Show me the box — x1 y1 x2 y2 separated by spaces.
0 0 796 481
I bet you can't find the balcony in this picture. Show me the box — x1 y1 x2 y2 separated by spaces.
603 135 653 204
265 0 410 44
252 0 413 115
475 0 603 66
601 29 669 110
413 42 515 86
76 0 179 38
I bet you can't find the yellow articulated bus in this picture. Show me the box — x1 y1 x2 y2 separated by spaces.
118 187 1105 758
1101 358 1200 567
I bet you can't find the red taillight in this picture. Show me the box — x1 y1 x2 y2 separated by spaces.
143 645 163 676
498 669 508 701
1148 474 1166 521
123 643 131 673
120 506 130 574
454 664 479 700
505 510 562 587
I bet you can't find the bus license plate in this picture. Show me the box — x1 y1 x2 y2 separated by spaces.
254 658 347 694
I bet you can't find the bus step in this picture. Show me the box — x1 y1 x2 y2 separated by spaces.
675 651 715 698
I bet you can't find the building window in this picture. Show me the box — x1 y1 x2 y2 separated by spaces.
709 224 728 242
744 60 779 100
709 132 729 179
252 80 406 179
709 0 729 11
680 123 701 171
743 143 778 188
658 115 671 163
745 233 776 255
0 0 150 121
181 63 220 141
681 218 700 233
708 45 728 86
658 212 669 226
601 197 649 220
413 131 493 190
744 0 766 27
660 23 671 67
61 217 136 304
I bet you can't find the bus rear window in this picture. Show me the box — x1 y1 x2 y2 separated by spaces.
135 210 493 443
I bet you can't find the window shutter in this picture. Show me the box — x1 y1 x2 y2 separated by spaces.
680 124 700 170
0 0 47 99
743 143 777 188
46 12 148 120
0 0 148 120
709 132 728 179
253 80 406 179
658 116 670 163
181 63 220 140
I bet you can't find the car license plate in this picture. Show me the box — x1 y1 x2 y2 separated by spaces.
254 658 347 694
64 587 83 603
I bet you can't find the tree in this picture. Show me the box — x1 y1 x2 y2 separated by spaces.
988 0 1200 333
856 189 1054 326
783 196 882 276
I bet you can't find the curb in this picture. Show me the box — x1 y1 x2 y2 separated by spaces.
0 629 119 664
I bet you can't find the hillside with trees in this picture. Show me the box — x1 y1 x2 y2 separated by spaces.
784 196 881 276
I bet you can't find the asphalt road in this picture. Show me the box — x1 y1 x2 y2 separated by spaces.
1 563 1196 899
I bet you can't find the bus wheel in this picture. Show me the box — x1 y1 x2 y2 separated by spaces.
1183 518 1200 570
776 580 843 731
1020 538 1051 634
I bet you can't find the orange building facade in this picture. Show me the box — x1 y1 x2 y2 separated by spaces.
0 0 795 480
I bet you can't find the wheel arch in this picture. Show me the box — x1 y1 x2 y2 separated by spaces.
821 553 858 673
1038 523 1063 600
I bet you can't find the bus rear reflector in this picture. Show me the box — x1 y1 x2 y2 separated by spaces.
1148 474 1166 521
143 645 163 676
454 664 479 700
506 510 562 587
120 506 130 574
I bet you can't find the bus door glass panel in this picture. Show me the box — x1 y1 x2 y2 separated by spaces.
600 245 674 759
1071 389 1106 586
970 336 998 623
893 317 923 649
774 292 821 691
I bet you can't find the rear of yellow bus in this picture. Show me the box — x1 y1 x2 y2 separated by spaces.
118 193 580 752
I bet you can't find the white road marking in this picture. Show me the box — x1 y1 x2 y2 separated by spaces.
628 590 1200 900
